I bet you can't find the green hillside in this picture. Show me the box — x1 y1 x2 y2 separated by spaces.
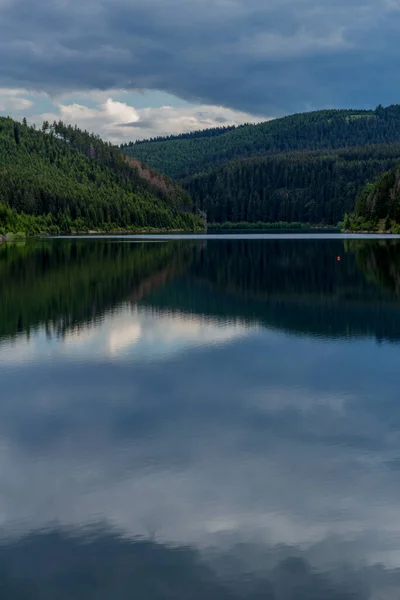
0 117 204 235
350 164 400 231
121 104 400 226
186 144 400 225
122 105 400 180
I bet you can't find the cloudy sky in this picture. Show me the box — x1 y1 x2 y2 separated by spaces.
0 0 399 142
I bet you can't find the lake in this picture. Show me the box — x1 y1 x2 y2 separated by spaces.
1 234 400 599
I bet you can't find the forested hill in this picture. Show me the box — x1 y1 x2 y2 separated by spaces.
130 124 239 145
351 165 400 230
122 105 400 179
0 117 203 234
186 144 400 225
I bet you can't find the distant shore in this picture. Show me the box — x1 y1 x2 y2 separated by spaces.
343 229 396 235
3 227 400 243
0 227 205 243
207 221 338 231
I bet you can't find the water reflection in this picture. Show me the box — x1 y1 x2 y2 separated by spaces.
4 527 400 599
0 306 252 363
6 527 399 600
2 236 400 598
3 237 400 342
2 329 399 552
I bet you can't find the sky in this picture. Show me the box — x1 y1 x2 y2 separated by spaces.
0 0 399 142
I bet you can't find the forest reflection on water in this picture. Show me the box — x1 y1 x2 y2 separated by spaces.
2 235 400 342
2 235 400 599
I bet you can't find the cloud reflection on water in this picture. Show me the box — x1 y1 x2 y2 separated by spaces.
0 305 400 578
0 305 254 364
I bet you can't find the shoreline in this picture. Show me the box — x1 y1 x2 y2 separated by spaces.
208 223 337 231
0 228 205 243
2 228 399 243
77 228 203 235
343 229 395 235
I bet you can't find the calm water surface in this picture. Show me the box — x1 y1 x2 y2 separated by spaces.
1 235 400 599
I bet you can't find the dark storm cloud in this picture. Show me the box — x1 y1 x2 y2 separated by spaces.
0 0 399 114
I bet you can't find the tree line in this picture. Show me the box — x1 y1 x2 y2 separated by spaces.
126 124 239 146
122 105 400 180
349 165 400 231
185 144 400 225
121 104 400 226
0 117 204 235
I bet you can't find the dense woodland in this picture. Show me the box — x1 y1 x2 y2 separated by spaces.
122 105 400 225
3 105 400 232
0 117 203 234
129 124 239 145
122 105 400 179
350 165 400 231
186 145 400 224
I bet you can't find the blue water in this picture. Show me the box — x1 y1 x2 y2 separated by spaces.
1 235 400 598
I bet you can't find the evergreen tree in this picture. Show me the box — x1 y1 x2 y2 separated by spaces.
0 117 204 234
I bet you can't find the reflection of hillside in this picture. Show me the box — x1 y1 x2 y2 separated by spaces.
1 527 400 599
0 528 227 600
346 240 400 297
190 240 395 301
143 279 400 341
128 263 182 304
0 240 190 341
3 238 400 343
142 239 400 342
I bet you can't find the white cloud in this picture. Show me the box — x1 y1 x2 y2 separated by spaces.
37 98 140 141
0 86 265 144
0 88 33 112
103 98 140 123
33 95 265 143
0 87 29 96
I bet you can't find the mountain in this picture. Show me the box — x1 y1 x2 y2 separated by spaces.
185 144 400 225
122 105 400 180
350 165 400 231
121 105 400 226
0 117 204 235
